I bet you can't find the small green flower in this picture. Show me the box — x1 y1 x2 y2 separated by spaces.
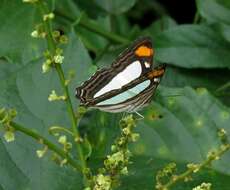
42 59 52 73
36 146 48 158
52 30 60 38
4 130 15 142
94 174 111 190
48 90 66 101
187 163 200 173
59 35 69 44
54 55 64 64
130 133 140 142
31 29 46 38
207 150 219 160
60 158 68 167
111 145 117 152
192 182 212 190
120 166 128 175
105 151 124 169
74 136 83 143
43 12 55 21
122 127 131 135
31 30 39 38
58 135 67 144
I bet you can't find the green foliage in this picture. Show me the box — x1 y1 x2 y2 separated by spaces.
0 0 230 190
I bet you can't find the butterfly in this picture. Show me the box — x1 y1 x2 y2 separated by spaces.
75 37 166 113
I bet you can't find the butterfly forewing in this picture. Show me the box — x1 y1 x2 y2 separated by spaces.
93 65 165 112
75 37 165 113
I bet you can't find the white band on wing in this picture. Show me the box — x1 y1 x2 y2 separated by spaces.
94 61 142 98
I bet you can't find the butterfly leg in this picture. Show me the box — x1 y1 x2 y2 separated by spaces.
134 111 144 120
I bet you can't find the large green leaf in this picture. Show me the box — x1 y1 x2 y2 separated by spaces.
94 0 137 15
0 1 44 64
143 16 177 41
154 24 230 68
119 157 230 190
161 66 230 90
81 86 230 189
0 31 91 190
196 0 230 25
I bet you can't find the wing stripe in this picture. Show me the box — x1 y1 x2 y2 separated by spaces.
95 81 156 112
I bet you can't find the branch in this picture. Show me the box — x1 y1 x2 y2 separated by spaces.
37 1 89 185
157 143 230 190
54 11 130 44
1 118 82 171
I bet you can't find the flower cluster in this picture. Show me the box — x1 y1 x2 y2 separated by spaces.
93 174 112 190
0 108 17 142
48 90 67 101
36 146 48 158
155 128 230 190
85 115 139 190
58 135 72 153
42 48 65 73
156 162 177 189
43 13 55 21
193 182 212 190
31 24 46 39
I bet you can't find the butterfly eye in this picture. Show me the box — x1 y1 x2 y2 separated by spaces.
144 62 151 68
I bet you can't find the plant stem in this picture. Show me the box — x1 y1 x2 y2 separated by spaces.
54 10 130 44
216 81 230 92
193 11 200 24
78 18 129 44
160 144 230 190
11 121 82 171
38 1 89 186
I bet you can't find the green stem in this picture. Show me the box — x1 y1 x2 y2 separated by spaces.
160 144 230 189
216 81 230 92
193 11 200 24
54 10 129 44
38 1 89 186
78 18 129 44
49 126 74 136
11 121 82 171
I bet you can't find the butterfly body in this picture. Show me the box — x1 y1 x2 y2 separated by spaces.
75 37 165 113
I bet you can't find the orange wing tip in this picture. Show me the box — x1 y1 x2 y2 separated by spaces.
147 68 165 79
135 46 154 57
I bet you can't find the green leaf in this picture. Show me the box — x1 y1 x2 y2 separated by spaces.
119 157 230 190
139 87 230 173
94 0 137 15
143 16 177 41
155 24 230 68
196 0 230 25
83 87 230 189
0 31 91 190
212 23 230 42
76 16 110 52
0 141 29 190
161 66 230 91
0 1 44 64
